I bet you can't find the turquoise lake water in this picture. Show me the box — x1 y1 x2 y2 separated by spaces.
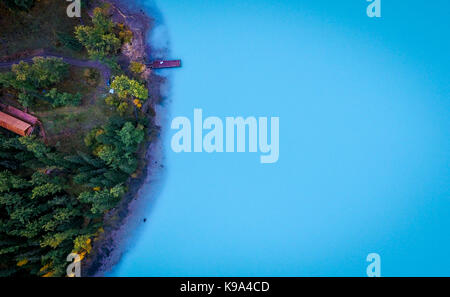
109 0 449 276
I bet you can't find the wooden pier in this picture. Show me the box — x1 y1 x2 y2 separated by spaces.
148 60 181 69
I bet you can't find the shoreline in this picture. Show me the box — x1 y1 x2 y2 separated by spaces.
81 0 168 276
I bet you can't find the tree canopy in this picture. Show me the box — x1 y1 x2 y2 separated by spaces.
0 113 147 276
111 75 148 101
0 57 81 108
75 7 129 60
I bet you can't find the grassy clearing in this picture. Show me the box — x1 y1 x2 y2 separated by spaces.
33 66 114 154
36 98 115 154
0 0 91 58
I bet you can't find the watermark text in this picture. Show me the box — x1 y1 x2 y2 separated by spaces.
171 109 280 164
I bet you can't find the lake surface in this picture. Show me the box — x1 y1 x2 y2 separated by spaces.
109 0 449 276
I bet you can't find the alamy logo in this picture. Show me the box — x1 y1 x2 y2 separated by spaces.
67 0 81 18
171 109 280 164
66 253 81 277
366 0 381 18
366 253 381 277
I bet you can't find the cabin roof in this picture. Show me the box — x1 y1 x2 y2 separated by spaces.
5 105 38 125
0 103 38 125
0 111 32 136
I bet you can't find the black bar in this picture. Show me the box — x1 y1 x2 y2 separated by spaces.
0 277 442 296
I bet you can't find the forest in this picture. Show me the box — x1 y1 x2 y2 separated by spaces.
0 1 152 276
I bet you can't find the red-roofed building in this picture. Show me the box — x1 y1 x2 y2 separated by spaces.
1 104 39 125
0 103 39 136
0 111 34 136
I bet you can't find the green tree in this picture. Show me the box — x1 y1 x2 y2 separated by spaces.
129 61 145 74
2 57 72 108
117 102 129 115
111 75 148 101
45 88 82 107
117 122 145 150
75 8 122 60
0 134 99 277
78 185 124 215
12 57 69 89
